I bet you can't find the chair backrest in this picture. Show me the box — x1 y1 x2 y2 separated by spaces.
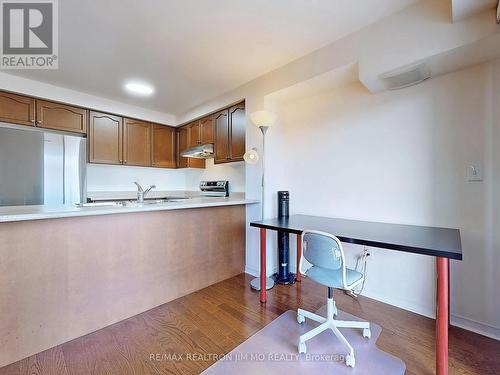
300 230 345 273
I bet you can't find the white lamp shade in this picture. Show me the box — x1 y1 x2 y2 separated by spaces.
243 148 259 165
250 110 277 128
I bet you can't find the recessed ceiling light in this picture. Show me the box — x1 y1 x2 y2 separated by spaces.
124 81 154 96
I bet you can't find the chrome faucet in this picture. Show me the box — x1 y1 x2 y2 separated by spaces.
134 181 156 203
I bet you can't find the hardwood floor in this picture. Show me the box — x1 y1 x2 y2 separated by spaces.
1 273 499 375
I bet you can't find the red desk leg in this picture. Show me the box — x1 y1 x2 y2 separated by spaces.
260 228 267 303
436 257 449 375
296 234 302 282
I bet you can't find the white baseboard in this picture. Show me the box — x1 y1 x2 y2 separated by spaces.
244 266 278 278
451 314 500 341
350 291 500 341
359 289 435 319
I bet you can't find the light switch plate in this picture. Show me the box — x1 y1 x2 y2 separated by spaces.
467 165 483 182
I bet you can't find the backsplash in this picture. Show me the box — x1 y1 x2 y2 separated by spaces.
86 159 245 193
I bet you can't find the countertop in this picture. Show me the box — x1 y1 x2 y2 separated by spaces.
0 195 258 223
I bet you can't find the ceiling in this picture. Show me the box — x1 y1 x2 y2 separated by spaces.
6 0 418 115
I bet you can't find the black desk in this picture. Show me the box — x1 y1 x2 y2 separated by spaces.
250 214 462 375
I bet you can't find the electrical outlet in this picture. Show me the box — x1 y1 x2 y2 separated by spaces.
467 165 483 182
358 247 371 260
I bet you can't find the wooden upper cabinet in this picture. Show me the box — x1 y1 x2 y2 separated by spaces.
228 103 245 161
152 124 176 168
123 118 151 167
89 111 123 165
177 126 189 168
35 100 87 134
214 101 245 164
177 125 205 169
214 109 230 163
188 121 200 148
199 116 214 144
187 116 214 148
0 91 35 126
0 90 241 169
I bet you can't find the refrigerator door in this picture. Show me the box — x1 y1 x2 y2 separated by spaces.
0 126 44 206
42 131 64 205
62 134 87 205
0 124 86 206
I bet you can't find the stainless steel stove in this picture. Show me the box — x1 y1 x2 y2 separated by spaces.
200 181 229 197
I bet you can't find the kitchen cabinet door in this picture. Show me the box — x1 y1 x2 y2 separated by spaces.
188 157 205 169
123 118 151 167
188 121 200 148
200 115 214 144
177 126 189 168
228 103 245 161
0 91 35 126
89 111 123 165
36 99 87 134
152 124 176 168
214 109 230 164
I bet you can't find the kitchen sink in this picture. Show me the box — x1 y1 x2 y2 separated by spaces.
116 197 191 207
76 202 124 207
77 197 190 208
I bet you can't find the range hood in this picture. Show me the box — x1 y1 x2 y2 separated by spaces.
180 143 214 159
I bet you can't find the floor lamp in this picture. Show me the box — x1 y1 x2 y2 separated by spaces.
245 110 277 291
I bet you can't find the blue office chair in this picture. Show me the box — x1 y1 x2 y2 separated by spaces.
297 230 371 368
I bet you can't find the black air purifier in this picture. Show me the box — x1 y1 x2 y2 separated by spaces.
276 191 295 284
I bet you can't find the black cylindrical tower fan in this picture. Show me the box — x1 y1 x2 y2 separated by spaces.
276 191 295 284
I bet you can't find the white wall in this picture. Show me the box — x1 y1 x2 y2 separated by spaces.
87 164 190 191
185 159 246 193
258 60 499 338
87 161 245 193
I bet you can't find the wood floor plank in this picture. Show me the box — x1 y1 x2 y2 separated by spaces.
19 347 68 375
0 362 19 375
1 273 499 375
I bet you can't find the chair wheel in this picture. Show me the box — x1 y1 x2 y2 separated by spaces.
345 353 355 367
298 341 307 354
363 327 371 339
297 313 305 324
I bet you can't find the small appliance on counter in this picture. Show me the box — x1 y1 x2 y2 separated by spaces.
276 191 295 284
200 181 230 197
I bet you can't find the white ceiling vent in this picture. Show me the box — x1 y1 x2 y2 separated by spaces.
379 62 431 90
